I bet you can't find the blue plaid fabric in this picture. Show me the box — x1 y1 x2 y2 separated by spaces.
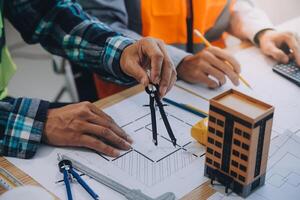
4 0 135 84
0 0 136 158
0 98 49 158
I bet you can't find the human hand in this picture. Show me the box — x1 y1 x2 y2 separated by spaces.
177 46 241 88
120 37 177 97
258 30 300 66
43 102 133 157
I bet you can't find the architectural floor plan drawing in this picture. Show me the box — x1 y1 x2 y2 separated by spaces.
91 110 205 187
5 87 210 200
110 113 203 186
208 130 300 200
51 89 209 199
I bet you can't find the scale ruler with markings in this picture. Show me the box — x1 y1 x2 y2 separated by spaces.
0 167 23 190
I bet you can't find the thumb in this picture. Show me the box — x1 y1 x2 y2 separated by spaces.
126 62 149 86
266 43 289 63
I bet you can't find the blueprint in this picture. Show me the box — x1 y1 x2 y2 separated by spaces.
208 130 300 200
7 87 210 200
6 47 300 200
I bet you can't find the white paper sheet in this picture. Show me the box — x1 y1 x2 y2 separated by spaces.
208 130 300 200
176 47 300 135
7 87 210 200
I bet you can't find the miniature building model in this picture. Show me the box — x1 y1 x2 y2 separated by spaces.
204 89 274 197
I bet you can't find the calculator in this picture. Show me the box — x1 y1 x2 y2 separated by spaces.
273 61 300 86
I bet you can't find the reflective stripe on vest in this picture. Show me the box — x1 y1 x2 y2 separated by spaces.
0 4 17 100
125 0 234 51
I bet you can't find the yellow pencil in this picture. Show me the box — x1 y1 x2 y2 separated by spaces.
193 29 252 89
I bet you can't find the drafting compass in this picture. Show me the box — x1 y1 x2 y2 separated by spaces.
145 84 177 146
58 154 176 200
58 157 99 200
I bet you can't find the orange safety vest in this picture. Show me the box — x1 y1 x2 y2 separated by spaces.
95 0 235 98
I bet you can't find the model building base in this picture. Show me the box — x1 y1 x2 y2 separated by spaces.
205 165 266 198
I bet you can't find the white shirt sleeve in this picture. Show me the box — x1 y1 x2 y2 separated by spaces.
229 0 275 43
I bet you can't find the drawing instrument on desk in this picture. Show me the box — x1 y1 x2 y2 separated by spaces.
162 97 208 118
175 84 209 101
58 156 99 200
194 29 253 90
58 154 176 200
0 167 23 190
145 84 177 147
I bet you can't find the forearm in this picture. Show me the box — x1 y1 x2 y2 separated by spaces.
0 97 49 159
228 0 274 43
4 0 135 84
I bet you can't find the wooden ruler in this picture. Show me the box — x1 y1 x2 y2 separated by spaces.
0 157 58 199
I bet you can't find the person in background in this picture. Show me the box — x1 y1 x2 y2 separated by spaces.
0 0 177 159
76 0 300 99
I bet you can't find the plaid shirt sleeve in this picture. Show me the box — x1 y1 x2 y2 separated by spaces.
4 0 136 84
0 97 49 159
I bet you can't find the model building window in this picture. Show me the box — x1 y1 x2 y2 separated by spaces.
207 147 214 154
242 143 249 151
243 132 251 140
230 170 237 178
217 119 224 127
233 139 241 146
208 126 215 134
239 175 246 182
206 157 212 164
241 154 248 161
234 128 242 135
232 149 240 157
215 141 222 148
209 116 216 123
214 162 220 168
214 151 221 158
239 164 247 172
216 130 223 138
208 137 214 144
231 160 238 168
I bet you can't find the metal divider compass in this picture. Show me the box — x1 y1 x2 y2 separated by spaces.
58 156 99 200
145 84 177 147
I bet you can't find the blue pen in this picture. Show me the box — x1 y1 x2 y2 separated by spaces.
162 98 208 118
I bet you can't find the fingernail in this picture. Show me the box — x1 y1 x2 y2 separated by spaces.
154 77 160 84
160 86 167 97
209 82 219 89
140 78 146 85
235 78 240 86
127 135 133 144
125 141 132 149
113 150 120 157
142 77 149 86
